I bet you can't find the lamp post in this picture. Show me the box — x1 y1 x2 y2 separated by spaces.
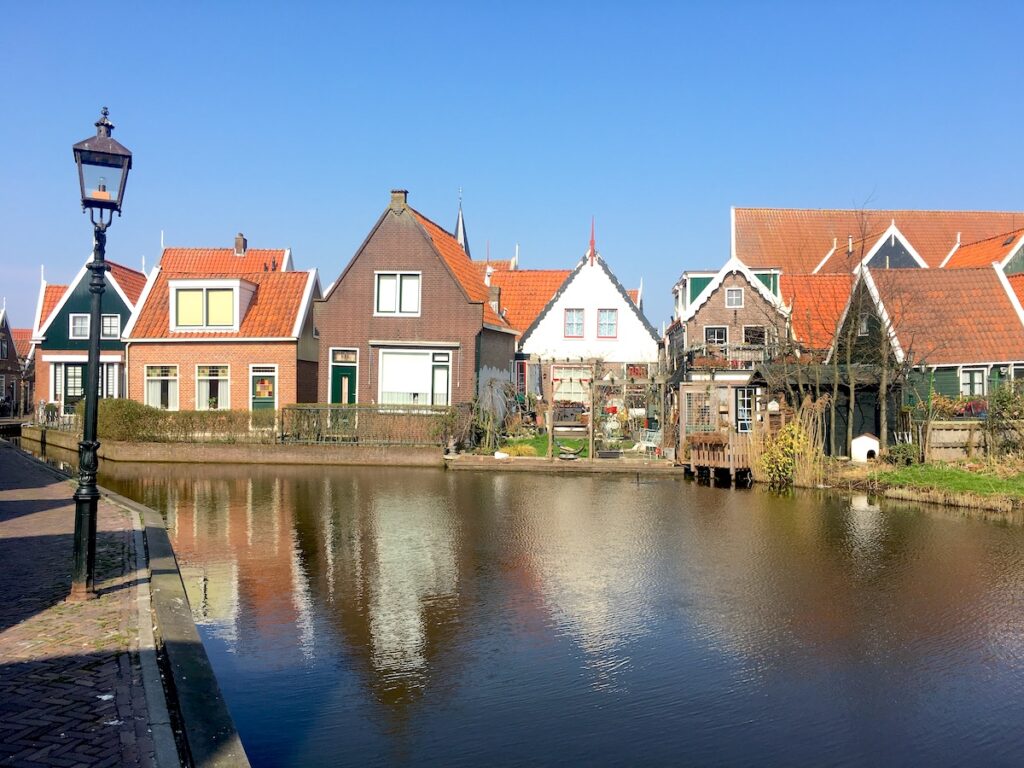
68 107 132 600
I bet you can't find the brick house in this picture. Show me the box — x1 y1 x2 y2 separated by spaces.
31 259 146 414
0 307 22 415
123 235 319 411
314 190 516 407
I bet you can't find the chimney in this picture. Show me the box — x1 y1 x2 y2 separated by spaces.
484 264 494 287
234 232 247 256
390 189 409 211
488 285 501 314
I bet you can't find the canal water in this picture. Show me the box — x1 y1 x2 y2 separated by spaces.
22 443 1024 766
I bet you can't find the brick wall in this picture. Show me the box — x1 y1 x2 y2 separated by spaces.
126 341 300 410
315 206 490 405
684 273 787 348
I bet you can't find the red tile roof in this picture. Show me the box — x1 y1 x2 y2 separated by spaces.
130 271 313 339
490 269 571 333
870 267 1024 365
943 229 1024 269
1007 274 1024 312
38 285 67 333
781 274 854 350
159 248 288 275
11 328 32 358
627 289 641 306
735 208 1024 274
471 260 513 280
107 261 147 304
411 211 509 329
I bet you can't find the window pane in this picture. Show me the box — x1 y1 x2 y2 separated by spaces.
565 309 583 337
176 290 203 327
744 326 765 345
101 315 120 338
377 274 397 313
400 274 420 313
206 290 234 326
598 309 617 337
71 316 89 338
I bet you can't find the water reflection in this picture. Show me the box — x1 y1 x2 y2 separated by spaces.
87 461 1024 767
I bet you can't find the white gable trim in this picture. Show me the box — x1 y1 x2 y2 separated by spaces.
31 276 46 338
860 223 928 270
678 257 785 324
994 261 1024 331
998 234 1024 270
36 262 88 338
811 242 837 275
729 206 737 261
122 267 161 339
861 266 906 364
291 269 320 338
938 232 962 269
281 248 294 272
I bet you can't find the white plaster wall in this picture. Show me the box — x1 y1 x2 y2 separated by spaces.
521 259 659 362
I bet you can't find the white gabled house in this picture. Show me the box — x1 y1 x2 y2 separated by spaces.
516 244 659 404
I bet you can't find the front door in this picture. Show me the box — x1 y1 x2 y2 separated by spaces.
331 364 357 404
251 369 276 410
64 363 87 414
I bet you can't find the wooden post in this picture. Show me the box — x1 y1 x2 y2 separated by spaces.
547 390 554 460
588 361 596 462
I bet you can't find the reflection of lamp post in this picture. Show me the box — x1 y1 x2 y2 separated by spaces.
68 108 132 600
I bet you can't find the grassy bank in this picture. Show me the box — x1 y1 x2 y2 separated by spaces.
871 462 1024 501
502 435 589 458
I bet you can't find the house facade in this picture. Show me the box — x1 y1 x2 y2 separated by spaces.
515 245 658 404
31 260 146 414
0 308 22 415
314 190 516 407
123 235 319 411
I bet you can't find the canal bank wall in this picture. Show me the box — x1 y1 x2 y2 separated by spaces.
7 441 251 768
21 426 444 467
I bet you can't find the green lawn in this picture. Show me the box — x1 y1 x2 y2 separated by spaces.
502 435 589 458
873 463 1024 499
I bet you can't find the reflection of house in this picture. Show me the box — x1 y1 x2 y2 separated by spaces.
314 190 516 406
123 234 320 411
514 235 659 404
31 258 145 414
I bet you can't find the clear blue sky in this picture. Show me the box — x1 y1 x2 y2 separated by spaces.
2 1 1022 330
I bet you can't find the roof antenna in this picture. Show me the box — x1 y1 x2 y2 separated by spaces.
512 243 519 271
160 229 165 250
272 257 277 271
589 217 596 266
41 265 45 283
141 254 146 273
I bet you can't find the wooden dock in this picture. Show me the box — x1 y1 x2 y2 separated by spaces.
688 433 752 484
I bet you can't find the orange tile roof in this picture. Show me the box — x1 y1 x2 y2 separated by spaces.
781 274 853 350
38 285 67 332
735 208 1024 274
1008 274 1024 312
159 248 288 275
627 289 640 306
130 271 312 339
943 229 1024 269
411 210 509 328
870 267 1024 365
489 269 570 333
471 259 513 280
107 261 147 304
11 328 32 358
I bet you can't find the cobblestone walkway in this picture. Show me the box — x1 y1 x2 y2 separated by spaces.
0 443 160 767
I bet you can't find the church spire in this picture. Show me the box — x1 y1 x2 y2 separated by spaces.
455 187 471 257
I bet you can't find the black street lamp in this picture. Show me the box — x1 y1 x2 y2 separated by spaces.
68 107 132 600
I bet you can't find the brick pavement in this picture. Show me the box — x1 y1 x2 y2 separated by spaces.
0 443 167 768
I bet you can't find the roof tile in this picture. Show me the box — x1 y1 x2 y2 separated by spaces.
38 285 67 333
943 229 1024 269
11 328 32 358
781 274 854 350
490 269 571 333
159 248 288 275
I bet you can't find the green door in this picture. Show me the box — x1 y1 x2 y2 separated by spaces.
251 370 276 410
331 364 357 404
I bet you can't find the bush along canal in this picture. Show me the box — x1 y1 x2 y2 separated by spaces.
56 458 1022 768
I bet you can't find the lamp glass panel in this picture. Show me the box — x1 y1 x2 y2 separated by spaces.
81 162 124 204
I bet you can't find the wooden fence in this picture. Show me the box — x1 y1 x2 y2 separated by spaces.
688 433 752 477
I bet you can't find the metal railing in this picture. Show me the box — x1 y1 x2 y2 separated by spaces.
280 403 456 446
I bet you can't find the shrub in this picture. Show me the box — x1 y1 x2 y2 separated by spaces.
758 422 809 489
884 442 919 466
504 443 538 457
77 398 277 443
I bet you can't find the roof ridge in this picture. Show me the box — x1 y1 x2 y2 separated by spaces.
736 207 1024 215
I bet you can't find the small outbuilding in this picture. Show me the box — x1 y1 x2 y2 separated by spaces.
851 433 880 463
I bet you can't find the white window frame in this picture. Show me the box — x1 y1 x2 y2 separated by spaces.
725 287 744 309
195 364 231 411
100 314 121 339
960 367 986 397
249 364 279 411
597 308 618 339
144 364 179 411
704 326 728 346
329 347 360 404
551 364 590 403
169 279 242 332
69 314 90 340
374 271 421 317
376 349 450 406
736 387 756 433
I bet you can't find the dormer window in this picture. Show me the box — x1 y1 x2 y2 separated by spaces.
169 279 249 332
